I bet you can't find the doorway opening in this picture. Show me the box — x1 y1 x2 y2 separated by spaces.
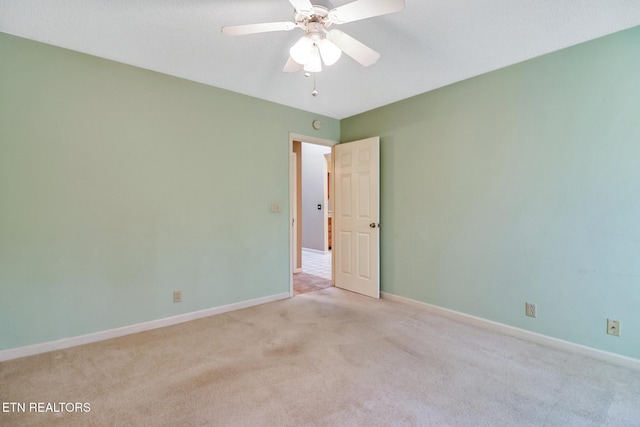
290 134 337 296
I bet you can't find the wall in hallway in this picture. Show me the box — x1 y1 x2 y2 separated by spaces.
301 143 331 251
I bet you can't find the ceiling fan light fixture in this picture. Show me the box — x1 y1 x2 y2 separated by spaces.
290 36 314 64
303 46 322 73
318 38 342 66
223 0 406 76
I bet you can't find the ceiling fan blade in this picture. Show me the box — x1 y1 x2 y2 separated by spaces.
288 0 314 14
221 21 296 36
283 56 304 73
328 30 380 67
328 0 405 24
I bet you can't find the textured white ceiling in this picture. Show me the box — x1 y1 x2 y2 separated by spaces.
2 1 640 119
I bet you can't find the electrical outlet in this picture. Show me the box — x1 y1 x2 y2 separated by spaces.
607 319 620 337
173 290 182 303
525 302 536 318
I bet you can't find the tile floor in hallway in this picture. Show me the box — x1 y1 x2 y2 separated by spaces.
293 248 332 295
301 248 331 280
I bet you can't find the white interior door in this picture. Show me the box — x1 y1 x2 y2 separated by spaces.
333 137 380 298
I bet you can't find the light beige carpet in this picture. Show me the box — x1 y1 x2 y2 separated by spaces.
1 288 639 426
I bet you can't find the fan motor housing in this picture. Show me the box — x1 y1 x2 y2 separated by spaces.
295 5 332 28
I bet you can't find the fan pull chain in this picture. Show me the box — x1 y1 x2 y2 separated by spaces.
312 73 318 97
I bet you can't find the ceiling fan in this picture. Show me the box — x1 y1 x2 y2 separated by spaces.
221 0 405 74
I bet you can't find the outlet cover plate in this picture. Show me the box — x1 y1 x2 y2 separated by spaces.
607 319 620 336
525 302 536 318
173 290 182 303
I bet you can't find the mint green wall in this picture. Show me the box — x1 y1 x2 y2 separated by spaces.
3 27 639 360
0 33 339 349
342 27 640 359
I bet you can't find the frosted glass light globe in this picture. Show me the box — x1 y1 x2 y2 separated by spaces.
318 39 342 66
289 36 314 64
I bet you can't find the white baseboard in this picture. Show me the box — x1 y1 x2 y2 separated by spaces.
381 292 640 371
0 292 290 362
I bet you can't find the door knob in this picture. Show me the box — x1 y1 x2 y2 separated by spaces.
370 222 378 228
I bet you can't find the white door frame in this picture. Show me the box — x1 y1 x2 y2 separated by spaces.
289 132 338 297
291 152 298 277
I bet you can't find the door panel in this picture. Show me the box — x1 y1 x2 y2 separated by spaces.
357 232 371 279
339 231 352 274
358 172 371 217
333 137 380 298
340 174 352 217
